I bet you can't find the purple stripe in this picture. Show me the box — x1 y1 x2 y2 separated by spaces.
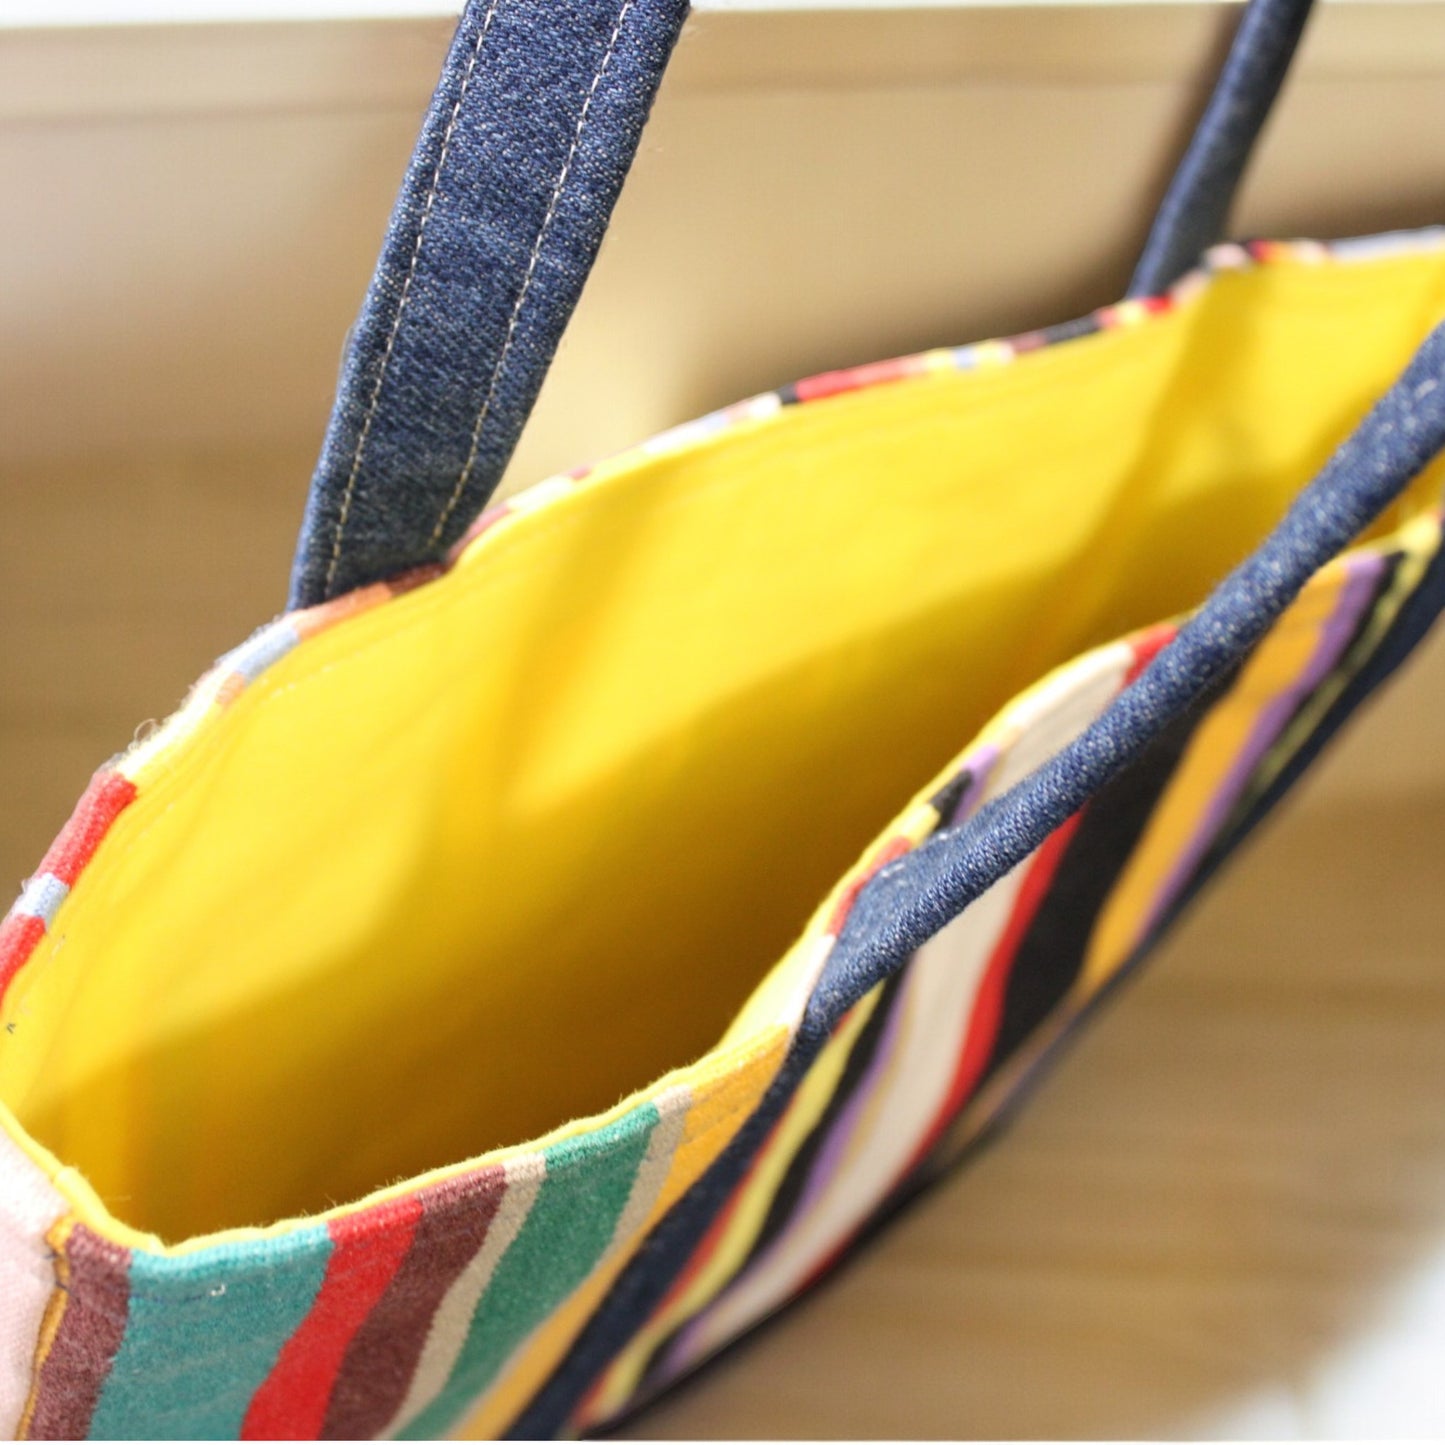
788 979 912 1220
950 744 1000 824
1142 553 1384 937
664 979 913 1371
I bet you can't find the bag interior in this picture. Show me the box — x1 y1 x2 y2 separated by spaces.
3 245 1444 1244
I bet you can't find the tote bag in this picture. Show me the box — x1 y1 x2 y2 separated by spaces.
3 0 1444 1436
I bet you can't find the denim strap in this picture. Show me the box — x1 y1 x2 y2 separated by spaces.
1129 0 1313 297
290 0 690 606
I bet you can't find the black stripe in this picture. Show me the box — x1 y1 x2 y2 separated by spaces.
981 668 1235 1083
928 767 975 827
745 968 908 1267
634 968 909 1398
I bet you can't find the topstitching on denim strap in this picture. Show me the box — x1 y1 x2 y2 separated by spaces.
427 0 638 548
321 0 506 599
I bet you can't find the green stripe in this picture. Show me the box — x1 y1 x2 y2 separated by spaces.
400 1104 659 1439
88 1225 332 1439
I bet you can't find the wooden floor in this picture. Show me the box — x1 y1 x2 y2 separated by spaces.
3 447 1444 1439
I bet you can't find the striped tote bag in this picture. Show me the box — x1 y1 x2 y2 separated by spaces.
2 0 1444 1435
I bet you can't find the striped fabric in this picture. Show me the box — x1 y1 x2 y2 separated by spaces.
575 536 1436 1427
9 1051 790 1441
1 230 1442 1438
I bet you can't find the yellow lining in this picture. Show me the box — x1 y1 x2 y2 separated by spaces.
2 247 1444 1244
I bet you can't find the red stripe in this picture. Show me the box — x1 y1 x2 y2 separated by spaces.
902 811 1085 1176
37 771 137 886
825 836 911 937
0 771 138 1007
385 562 447 598
1009 330 1051 355
889 629 1166 1178
241 1199 422 1440
0 913 46 1002
320 1167 506 1440
1125 622 1176 682
794 356 920 403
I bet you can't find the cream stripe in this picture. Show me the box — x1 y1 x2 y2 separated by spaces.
676 859 1027 1368
460 1088 694 1436
588 1003 877 1422
382 1153 545 1439
0 1134 67 1441
650 642 1136 1373
984 641 1135 796
608 1087 691 1252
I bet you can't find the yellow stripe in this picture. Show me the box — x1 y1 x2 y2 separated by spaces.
582 992 881 1428
1077 564 1352 995
1254 518 1439 803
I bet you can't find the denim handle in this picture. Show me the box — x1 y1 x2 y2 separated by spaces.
290 0 1313 606
1130 0 1313 296
290 0 692 606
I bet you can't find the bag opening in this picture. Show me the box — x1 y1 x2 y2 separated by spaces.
4 242 1444 1243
